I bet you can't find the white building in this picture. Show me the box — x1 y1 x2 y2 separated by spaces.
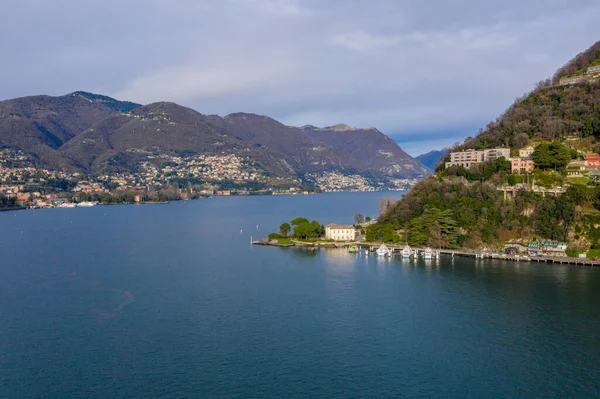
325 224 356 241
445 147 510 169
519 146 535 158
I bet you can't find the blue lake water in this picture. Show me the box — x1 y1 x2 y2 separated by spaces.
1 192 600 398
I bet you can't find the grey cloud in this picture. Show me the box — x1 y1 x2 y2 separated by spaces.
1 0 599 155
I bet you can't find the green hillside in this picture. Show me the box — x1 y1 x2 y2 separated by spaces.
373 40 600 252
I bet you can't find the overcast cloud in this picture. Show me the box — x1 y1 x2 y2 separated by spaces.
2 0 600 155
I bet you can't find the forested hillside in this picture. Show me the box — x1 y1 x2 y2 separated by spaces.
372 40 600 252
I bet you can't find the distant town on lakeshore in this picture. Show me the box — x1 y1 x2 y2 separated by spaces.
0 92 427 210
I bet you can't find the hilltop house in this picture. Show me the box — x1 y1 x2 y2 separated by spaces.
325 224 356 241
557 65 600 86
588 65 600 74
559 76 590 86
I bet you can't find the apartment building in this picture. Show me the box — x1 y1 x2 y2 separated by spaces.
445 147 510 169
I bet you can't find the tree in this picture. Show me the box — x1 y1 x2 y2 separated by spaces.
290 217 309 226
292 220 324 239
378 196 397 215
532 141 571 170
511 133 529 148
365 216 371 222
279 223 291 237
354 213 365 225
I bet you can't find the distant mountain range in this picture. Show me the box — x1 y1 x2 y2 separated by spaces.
415 148 449 169
0 91 430 180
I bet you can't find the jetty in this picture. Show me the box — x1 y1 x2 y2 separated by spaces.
253 239 600 267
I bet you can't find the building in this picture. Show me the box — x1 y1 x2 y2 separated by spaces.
445 147 511 169
558 76 589 86
588 65 600 74
325 224 356 241
511 157 535 174
485 147 511 162
519 146 535 158
584 153 600 167
567 160 588 175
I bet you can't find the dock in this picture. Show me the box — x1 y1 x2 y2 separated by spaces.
359 244 600 267
253 239 600 267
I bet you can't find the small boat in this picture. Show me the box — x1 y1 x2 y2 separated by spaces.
424 247 433 260
401 245 412 258
376 244 391 257
348 245 359 253
76 201 96 207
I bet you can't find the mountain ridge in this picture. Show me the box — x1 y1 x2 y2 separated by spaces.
0 93 429 182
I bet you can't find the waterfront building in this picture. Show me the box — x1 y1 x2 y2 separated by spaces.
511 157 535 174
325 224 356 241
445 147 510 169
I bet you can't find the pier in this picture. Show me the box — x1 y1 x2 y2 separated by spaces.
254 239 600 267
358 244 600 267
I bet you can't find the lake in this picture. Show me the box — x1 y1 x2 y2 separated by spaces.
1 192 600 398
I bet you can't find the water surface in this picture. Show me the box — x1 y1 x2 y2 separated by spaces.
1 192 599 398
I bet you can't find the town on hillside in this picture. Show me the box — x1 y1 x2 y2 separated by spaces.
0 147 420 209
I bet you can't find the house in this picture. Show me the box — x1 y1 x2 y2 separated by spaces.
511 157 535 174
325 224 356 241
566 160 589 175
558 76 589 86
584 153 600 167
445 147 511 169
588 65 600 74
519 146 535 158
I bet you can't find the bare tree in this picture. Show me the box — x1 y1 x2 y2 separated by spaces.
378 196 397 216
354 213 365 225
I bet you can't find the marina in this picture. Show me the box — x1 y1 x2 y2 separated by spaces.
255 239 600 267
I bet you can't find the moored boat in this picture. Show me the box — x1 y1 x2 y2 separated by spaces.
424 247 433 260
376 244 391 257
401 245 412 258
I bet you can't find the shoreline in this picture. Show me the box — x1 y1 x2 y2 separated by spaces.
254 240 600 268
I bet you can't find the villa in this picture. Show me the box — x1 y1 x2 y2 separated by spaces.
325 224 356 241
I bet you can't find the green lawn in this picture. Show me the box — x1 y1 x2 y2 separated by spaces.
586 249 600 258
565 176 590 185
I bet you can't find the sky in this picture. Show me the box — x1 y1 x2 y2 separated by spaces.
2 0 600 156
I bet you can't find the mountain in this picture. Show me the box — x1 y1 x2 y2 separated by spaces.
415 148 449 169
375 39 600 250
59 103 366 178
301 124 430 178
0 92 425 181
205 114 371 176
0 91 141 171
